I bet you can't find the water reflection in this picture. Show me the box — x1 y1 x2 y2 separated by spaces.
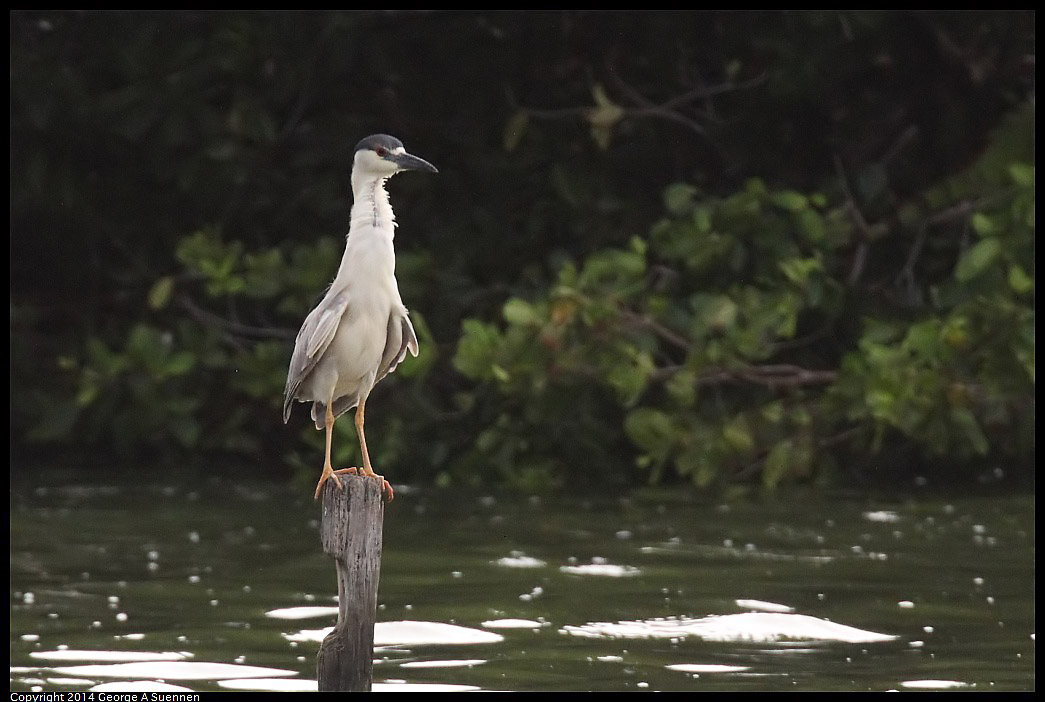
560 612 897 643
30 650 192 662
9 478 1035 692
48 661 298 680
899 679 971 689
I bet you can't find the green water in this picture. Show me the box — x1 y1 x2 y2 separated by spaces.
9 475 1035 692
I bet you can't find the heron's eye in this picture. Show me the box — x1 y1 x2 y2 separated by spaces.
375 147 388 157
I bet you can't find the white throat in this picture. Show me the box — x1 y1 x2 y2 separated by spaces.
350 172 397 232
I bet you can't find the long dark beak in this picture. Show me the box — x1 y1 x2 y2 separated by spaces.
392 151 438 173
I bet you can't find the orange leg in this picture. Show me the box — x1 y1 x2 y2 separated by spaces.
313 402 345 500
353 397 394 501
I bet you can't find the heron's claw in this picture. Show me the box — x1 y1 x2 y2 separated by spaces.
327 467 392 502
313 467 344 501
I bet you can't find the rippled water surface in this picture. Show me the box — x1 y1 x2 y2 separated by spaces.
9 474 1035 692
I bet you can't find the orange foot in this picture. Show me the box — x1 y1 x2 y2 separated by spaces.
313 466 344 501
379 478 394 502
323 467 393 502
358 468 394 502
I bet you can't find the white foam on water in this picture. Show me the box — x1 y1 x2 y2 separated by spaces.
481 618 548 629
494 556 547 568
265 606 339 620
560 613 898 644
399 659 486 668
559 563 640 577
89 681 195 692
735 599 795 613
52 661 298 680
283 620 505 647
863 510 901 523
31 650 192 662
376 621 505 646
281 628 330 643
900 680 970 689
45 678 96 686
218 678 317 692
666 663 751 673
374 682 482 692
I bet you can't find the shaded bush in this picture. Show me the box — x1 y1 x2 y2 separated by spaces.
10 11 1034 491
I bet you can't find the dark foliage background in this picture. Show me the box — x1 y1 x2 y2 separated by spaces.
10 11 1035 494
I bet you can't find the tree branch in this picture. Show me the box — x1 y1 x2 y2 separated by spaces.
833 153 874 287
651 362 838 389
618 310 692 352
179 295 296 341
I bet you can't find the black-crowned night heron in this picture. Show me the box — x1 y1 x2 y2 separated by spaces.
283 134 437 501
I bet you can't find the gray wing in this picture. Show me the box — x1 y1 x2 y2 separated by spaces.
375 307 419 384
282 290 350 423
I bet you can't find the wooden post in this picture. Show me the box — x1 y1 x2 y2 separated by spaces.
317 475 385 692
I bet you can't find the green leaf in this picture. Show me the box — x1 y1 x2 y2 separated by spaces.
694 294 738 333
608 350 654 407
665 368 697 407
76 382 100 408
693 205 713 233
970 212 996 237
762 439 793 489
453 320 503 379
795 208 826 243
954 238 1002 282
1008 264 1033 294
760 400 784 424
165 351 196 376
1008 162 1034 187
770 190 808 212
148 276 174 310
586 84 623 150
590 83 622 116
624 408 676 456
664 183 698 216
503 298 540 326
722 415 755 454
589 124 614 150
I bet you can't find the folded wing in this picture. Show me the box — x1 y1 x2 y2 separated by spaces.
377 308 419 384
283 290 351 423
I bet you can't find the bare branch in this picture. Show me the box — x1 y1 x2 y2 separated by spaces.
833 153 874 287
618 310 692 352
179 295 296 341
650 362 838 389
657 73 767 111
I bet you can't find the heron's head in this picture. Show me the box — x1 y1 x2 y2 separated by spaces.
353 134 438 178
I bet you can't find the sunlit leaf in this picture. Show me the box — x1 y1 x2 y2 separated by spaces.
954 238 1002 282
148 276 175 310
1008 264 1033 294
770 190 808 212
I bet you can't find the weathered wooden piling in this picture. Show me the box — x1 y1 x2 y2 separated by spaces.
317 475 385 692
